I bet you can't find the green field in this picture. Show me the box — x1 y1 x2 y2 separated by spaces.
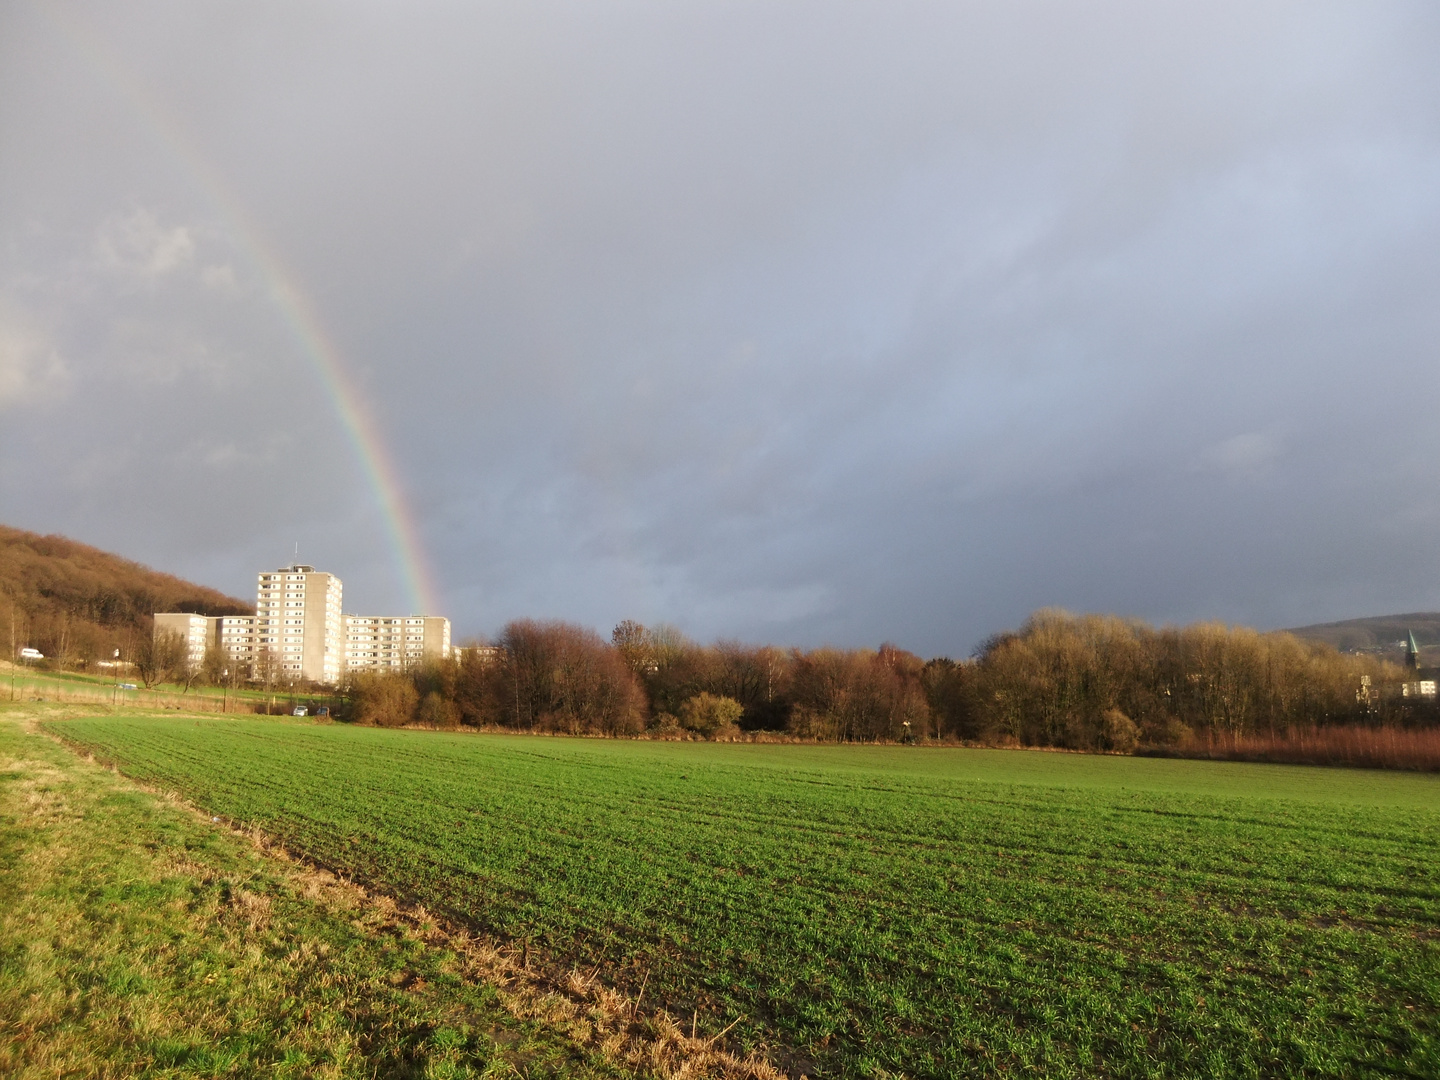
1 706 628 1079
49 713 1440 1079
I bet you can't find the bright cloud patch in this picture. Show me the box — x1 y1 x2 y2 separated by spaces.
95 209 196 279
0 306 68 409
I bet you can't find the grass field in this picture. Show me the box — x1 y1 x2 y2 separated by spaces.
0 704 643 1079
46 712 1440 1079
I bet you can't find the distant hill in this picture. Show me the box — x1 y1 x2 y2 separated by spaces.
1286 612 1440 665
0 524 251 664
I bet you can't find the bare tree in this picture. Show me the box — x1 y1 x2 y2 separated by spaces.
500 619 646 734
202 642 227 686
135 629 185 689
176 643 206 694
612 619 648 669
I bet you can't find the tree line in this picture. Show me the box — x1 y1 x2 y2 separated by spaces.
346 610 1429 748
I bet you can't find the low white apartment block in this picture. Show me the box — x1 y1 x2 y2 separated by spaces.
217 615 257 670
344 615 451 671
151 612 213 668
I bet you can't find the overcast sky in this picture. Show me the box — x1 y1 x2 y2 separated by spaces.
3 2 1439 654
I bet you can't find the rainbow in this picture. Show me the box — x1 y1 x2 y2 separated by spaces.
44 5 441 616
245 269 441 617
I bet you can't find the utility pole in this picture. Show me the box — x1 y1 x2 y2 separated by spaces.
8 610 15 703
112 648 120 706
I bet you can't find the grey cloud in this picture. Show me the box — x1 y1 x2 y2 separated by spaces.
1200 433 1284 477
3 1 1439 652
94 209 195 279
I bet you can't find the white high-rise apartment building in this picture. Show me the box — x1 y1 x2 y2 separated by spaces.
156 562 453 685
253 564 344 683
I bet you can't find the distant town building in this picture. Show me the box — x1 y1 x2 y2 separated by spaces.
451 644 503 664
1401 629 1438 698
153 562 452 685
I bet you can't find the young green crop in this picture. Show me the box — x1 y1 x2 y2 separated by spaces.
52 714 1440 1079
1 708 622 1079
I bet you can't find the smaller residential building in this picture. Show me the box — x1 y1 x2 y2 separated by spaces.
152 612 214 669
344 615 451 672
217 615 258 670
453 644 503 664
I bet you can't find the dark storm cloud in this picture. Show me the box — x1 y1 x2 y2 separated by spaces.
3 1 1439 653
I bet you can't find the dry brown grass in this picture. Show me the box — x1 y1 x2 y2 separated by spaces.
14 679 282 713
249 834 788 1080
1196 724 1440 771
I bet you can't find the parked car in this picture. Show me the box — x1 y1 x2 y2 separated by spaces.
120 683 138 690
292 706 308 717
315 706 330 717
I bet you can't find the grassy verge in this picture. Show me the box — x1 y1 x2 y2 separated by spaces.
47 713 1440 1079
0 703 635 1079
1 663 336 714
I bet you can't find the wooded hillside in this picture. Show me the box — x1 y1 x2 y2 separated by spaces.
0 524 251 665
1287 612 1440 661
